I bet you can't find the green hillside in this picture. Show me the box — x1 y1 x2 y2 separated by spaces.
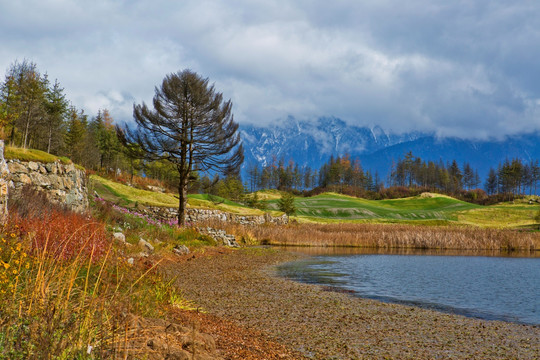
89 175 278 216
265 192 477 222
264 192 538 227
90 176 539 228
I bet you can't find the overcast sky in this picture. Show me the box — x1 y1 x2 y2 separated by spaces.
1 0 539 139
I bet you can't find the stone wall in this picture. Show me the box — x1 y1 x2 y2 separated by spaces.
7 159 89 213
0 141 9 223
144 206 289 226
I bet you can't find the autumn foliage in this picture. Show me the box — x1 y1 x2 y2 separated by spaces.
8 186 108 261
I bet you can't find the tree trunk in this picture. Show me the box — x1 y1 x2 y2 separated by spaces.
47 125 52 154
178 176 188 227
23 110 31 149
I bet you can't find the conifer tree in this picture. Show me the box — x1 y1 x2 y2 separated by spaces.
278 192 296 217
117 70 243 226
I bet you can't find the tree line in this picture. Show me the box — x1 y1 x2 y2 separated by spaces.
0 60 120 170
244 151 540 201
2 59 539 211
0 60 185 187
2 61 244 225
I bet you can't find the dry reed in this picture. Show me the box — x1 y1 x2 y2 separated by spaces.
204 221 540 252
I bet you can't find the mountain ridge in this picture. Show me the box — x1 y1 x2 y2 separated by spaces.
239 117 540 184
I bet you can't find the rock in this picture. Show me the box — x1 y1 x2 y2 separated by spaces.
146 185 165 193
127 257 134 265
14 173 32 185
7 161 26 174
30 172 51 187
45 162 58 174
199 227 239 247
7 159 89 213
27 161 39 171
141 206 289 226
113 232 126 244
173 245 190 256
0 141 9 223
139 238 154 252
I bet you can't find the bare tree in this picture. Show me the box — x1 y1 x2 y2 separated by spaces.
117 69 243 226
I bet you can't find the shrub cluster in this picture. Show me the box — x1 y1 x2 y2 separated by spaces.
0 186 190 358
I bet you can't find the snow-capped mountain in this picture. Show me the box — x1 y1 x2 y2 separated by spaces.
239 116 540 184
240 116 422 170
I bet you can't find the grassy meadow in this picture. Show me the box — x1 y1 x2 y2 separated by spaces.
261 191 539 228
89 175 540 229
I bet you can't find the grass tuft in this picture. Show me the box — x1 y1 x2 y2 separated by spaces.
5 146 71 164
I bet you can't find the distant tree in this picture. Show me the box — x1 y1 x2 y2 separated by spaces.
0 71 20 139
65 107 88 164
91 109 120 171
9 60 48 148
462 162 474 190
244 191 266 210
246 162 260 192
484 168 498 195
277 192 296 217
117 69 243 226
448 160 463 193
215 175 244 202
43 79 68 153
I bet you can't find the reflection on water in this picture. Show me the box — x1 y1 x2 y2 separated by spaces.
276 246 540 258
277 247 540 325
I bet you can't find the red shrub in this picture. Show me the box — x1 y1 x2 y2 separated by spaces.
8 186 109 261
10 210 109 261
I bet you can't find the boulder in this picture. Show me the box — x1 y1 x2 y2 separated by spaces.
139 238 154 252
173 244 190 256
113 232 126 244
27 161 39 171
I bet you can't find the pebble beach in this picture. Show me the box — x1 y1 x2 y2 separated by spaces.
163 248 540 359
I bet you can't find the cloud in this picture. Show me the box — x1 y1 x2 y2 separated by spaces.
1 0 539 139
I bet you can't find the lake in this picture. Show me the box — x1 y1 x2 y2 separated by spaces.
277 248 540 325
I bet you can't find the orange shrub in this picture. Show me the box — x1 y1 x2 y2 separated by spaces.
9 210 109 261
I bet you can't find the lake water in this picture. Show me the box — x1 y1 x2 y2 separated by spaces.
277 248 540 325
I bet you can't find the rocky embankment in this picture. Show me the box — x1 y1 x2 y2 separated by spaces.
144 206 289 226
7 159 88 212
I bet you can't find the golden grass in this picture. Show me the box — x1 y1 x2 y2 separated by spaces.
253 190 283 200
187 197 266 215
217 222 540 252
4 145 67 163
0 214 193 357
91 175 179 207
458 205 538 228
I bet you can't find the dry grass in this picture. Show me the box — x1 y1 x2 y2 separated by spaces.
0 187 205 358
214 222 540 251
4 145 64 163
91 175 179 207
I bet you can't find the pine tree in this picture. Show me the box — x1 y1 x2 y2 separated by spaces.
43 79 68 153
484 168 498 195
278 192 296 217
117 70 243 226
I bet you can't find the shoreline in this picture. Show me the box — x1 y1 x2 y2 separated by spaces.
163 247 539 359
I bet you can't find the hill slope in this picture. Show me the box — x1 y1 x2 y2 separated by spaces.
265 192 538 227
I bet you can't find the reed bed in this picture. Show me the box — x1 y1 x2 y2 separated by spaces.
210 221 540 251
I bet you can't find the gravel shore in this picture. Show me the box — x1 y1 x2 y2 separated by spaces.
163 247 539 359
